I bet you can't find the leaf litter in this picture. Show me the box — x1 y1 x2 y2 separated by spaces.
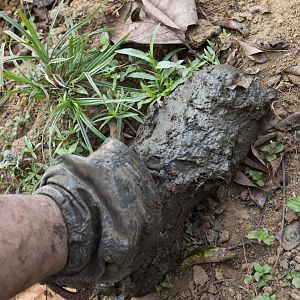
107 0 198 44
235 39 268 63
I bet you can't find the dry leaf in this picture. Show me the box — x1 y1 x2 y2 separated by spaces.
274 112 300 131
284 66 300 76
270 153 284 179
266 75 281 87
224 72 253 89
108 0 197 44
215 20 249 37
226 48 238 66
248 187 267 208
237 39 268 63
248 5 270 14
250 144 268 170
232 171 259 188
256 39 289 50
254 132 278 147
142 0 198 31
243 157 268 173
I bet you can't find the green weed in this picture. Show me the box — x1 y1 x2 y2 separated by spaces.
261 142 284 162
245 167 265 187
287 196 300 212
246 228 275 245
254 294 276 300
244 262 272 288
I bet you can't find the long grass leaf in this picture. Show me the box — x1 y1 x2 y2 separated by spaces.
51 6 102 59
0 43 5 89
47 0 65 53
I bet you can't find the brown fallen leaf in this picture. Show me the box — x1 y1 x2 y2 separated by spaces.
266 75 281 87
248 187 267 208
248 5 270 14
250 144 268 170
108 0 197 44
284 66 300 77
243 157 268 173
224 72 253 89
226 48 238 66
142 0 198 31
215 20 249 37
274 112 300 131
181 246 236 268
232 171 259 188
236 39 268 63
270 153 284 179
254 132 278 147
256 39 289 50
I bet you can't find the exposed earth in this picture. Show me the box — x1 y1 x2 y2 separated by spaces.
1 0 300 299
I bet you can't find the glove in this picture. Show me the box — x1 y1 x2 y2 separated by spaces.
34 139 160 298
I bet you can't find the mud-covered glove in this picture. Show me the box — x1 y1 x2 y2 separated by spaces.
34 139 160 299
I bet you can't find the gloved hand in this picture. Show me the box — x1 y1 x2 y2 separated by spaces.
34 139 160 299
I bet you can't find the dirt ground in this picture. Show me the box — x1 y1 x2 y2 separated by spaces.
1 0 300 299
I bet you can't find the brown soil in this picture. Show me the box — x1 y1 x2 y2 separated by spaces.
1 0 300 299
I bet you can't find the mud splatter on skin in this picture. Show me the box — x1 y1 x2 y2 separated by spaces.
53 224 66 240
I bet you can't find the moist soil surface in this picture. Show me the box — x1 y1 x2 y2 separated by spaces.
1 0 300 299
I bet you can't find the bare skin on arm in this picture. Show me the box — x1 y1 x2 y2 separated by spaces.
0 195 68 300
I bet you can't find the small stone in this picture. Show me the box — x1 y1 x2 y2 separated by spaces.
282 221 300 250
280 258 289 270
285 210 298 223
291 289 300 300
228 288 235 297
215 268 224 281
240 190 249 201
268 256 277 265
263 286 273 294
207 229 218 244
295 264 300 272
186 19 222 48
193 266 209 287
295 256 300 263
236 294 242 300
219 230 230 243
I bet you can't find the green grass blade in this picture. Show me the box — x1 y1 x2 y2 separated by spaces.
51 6 102 59
116 48 152 63
18 11 48 62
47 0 65 53
0 43 4 89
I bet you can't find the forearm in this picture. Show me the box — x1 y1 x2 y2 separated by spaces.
0 194 68 300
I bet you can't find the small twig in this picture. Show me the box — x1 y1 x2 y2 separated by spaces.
273 157 286 270
281 14 300 35
197 6 211 23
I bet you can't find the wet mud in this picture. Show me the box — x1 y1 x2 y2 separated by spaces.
96 65 272 298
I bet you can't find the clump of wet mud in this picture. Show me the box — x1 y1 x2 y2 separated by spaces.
96 65 271 298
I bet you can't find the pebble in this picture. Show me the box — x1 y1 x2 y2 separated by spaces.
236 294 242 300
285 210 298 223
279 258 289 270
263 286 273 294
268 256 277 265
291 289 300 300
219 230 230 243
228 288 235 297
282 221 300 250
193 266 209 287
215 268 224 281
